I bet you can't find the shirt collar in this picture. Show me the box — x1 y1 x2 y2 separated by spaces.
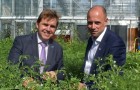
92 27 107 45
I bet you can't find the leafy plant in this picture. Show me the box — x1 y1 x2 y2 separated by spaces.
1 38 140 89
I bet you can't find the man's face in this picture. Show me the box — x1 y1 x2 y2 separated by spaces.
36 18 57 41
87 9 108 39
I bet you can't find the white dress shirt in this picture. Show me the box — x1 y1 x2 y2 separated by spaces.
84 27 107 74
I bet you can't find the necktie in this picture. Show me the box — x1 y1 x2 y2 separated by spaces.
40 42 46 74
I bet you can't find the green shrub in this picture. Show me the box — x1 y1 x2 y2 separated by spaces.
0 38 140 89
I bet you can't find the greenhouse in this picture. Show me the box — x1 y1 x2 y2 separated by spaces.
0 0 140 51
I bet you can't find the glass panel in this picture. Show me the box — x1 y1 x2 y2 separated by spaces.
25 22 31 34
15 22 25 36
1 0 12 16
72 0 90 16
15 21 35 36
24 0 31 16
32 0 38 16
15 0 24 16
0 20 12 38
31 21 37 32
15 0 31 16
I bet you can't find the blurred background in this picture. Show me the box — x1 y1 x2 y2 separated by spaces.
0 0 140 52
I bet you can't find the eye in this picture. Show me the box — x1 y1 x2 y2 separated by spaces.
43 23 48 26
50 25 56 29
94 21 101 25
87 21 93 25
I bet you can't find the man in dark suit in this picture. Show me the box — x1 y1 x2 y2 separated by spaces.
79 5 126 89
8 9 64 82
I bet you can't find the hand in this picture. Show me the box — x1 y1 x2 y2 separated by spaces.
78 82 86 90
22 77 34 87
42 71 57 82
22 77 39 89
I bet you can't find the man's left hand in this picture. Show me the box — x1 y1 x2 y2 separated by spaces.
42 71 57 82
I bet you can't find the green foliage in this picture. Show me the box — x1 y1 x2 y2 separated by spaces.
0 38 140 89
0 38 21 88
62 40 86 78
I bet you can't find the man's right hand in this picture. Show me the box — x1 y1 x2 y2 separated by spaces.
42 71 57 82
22 77 34 87
78 82 86 90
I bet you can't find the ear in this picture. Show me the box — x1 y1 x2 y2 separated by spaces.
105 18 108 22
105 18 108 25
36 22 38 29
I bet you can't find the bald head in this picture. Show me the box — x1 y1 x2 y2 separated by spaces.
87 5 107 19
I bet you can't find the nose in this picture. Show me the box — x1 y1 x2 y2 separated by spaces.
46 25 51 30
45 25 53 34
91 22 96 29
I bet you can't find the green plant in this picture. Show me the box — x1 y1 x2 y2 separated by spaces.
1 38 140 89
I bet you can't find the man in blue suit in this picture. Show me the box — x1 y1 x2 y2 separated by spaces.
8 9 64 82
79 5 126 89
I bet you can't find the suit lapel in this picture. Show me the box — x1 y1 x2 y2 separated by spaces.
46 39 54 65
94 40 106 59
94 29 109 59
30 32 40 72
31 32 39 58
85 37 93 60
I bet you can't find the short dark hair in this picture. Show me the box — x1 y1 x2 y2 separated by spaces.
37 9 60 26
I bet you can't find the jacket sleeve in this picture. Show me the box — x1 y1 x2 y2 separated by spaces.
110 38 126 66
8 36 23 64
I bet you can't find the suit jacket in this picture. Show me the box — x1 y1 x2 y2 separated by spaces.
83 29 126 75
8 32 63 77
